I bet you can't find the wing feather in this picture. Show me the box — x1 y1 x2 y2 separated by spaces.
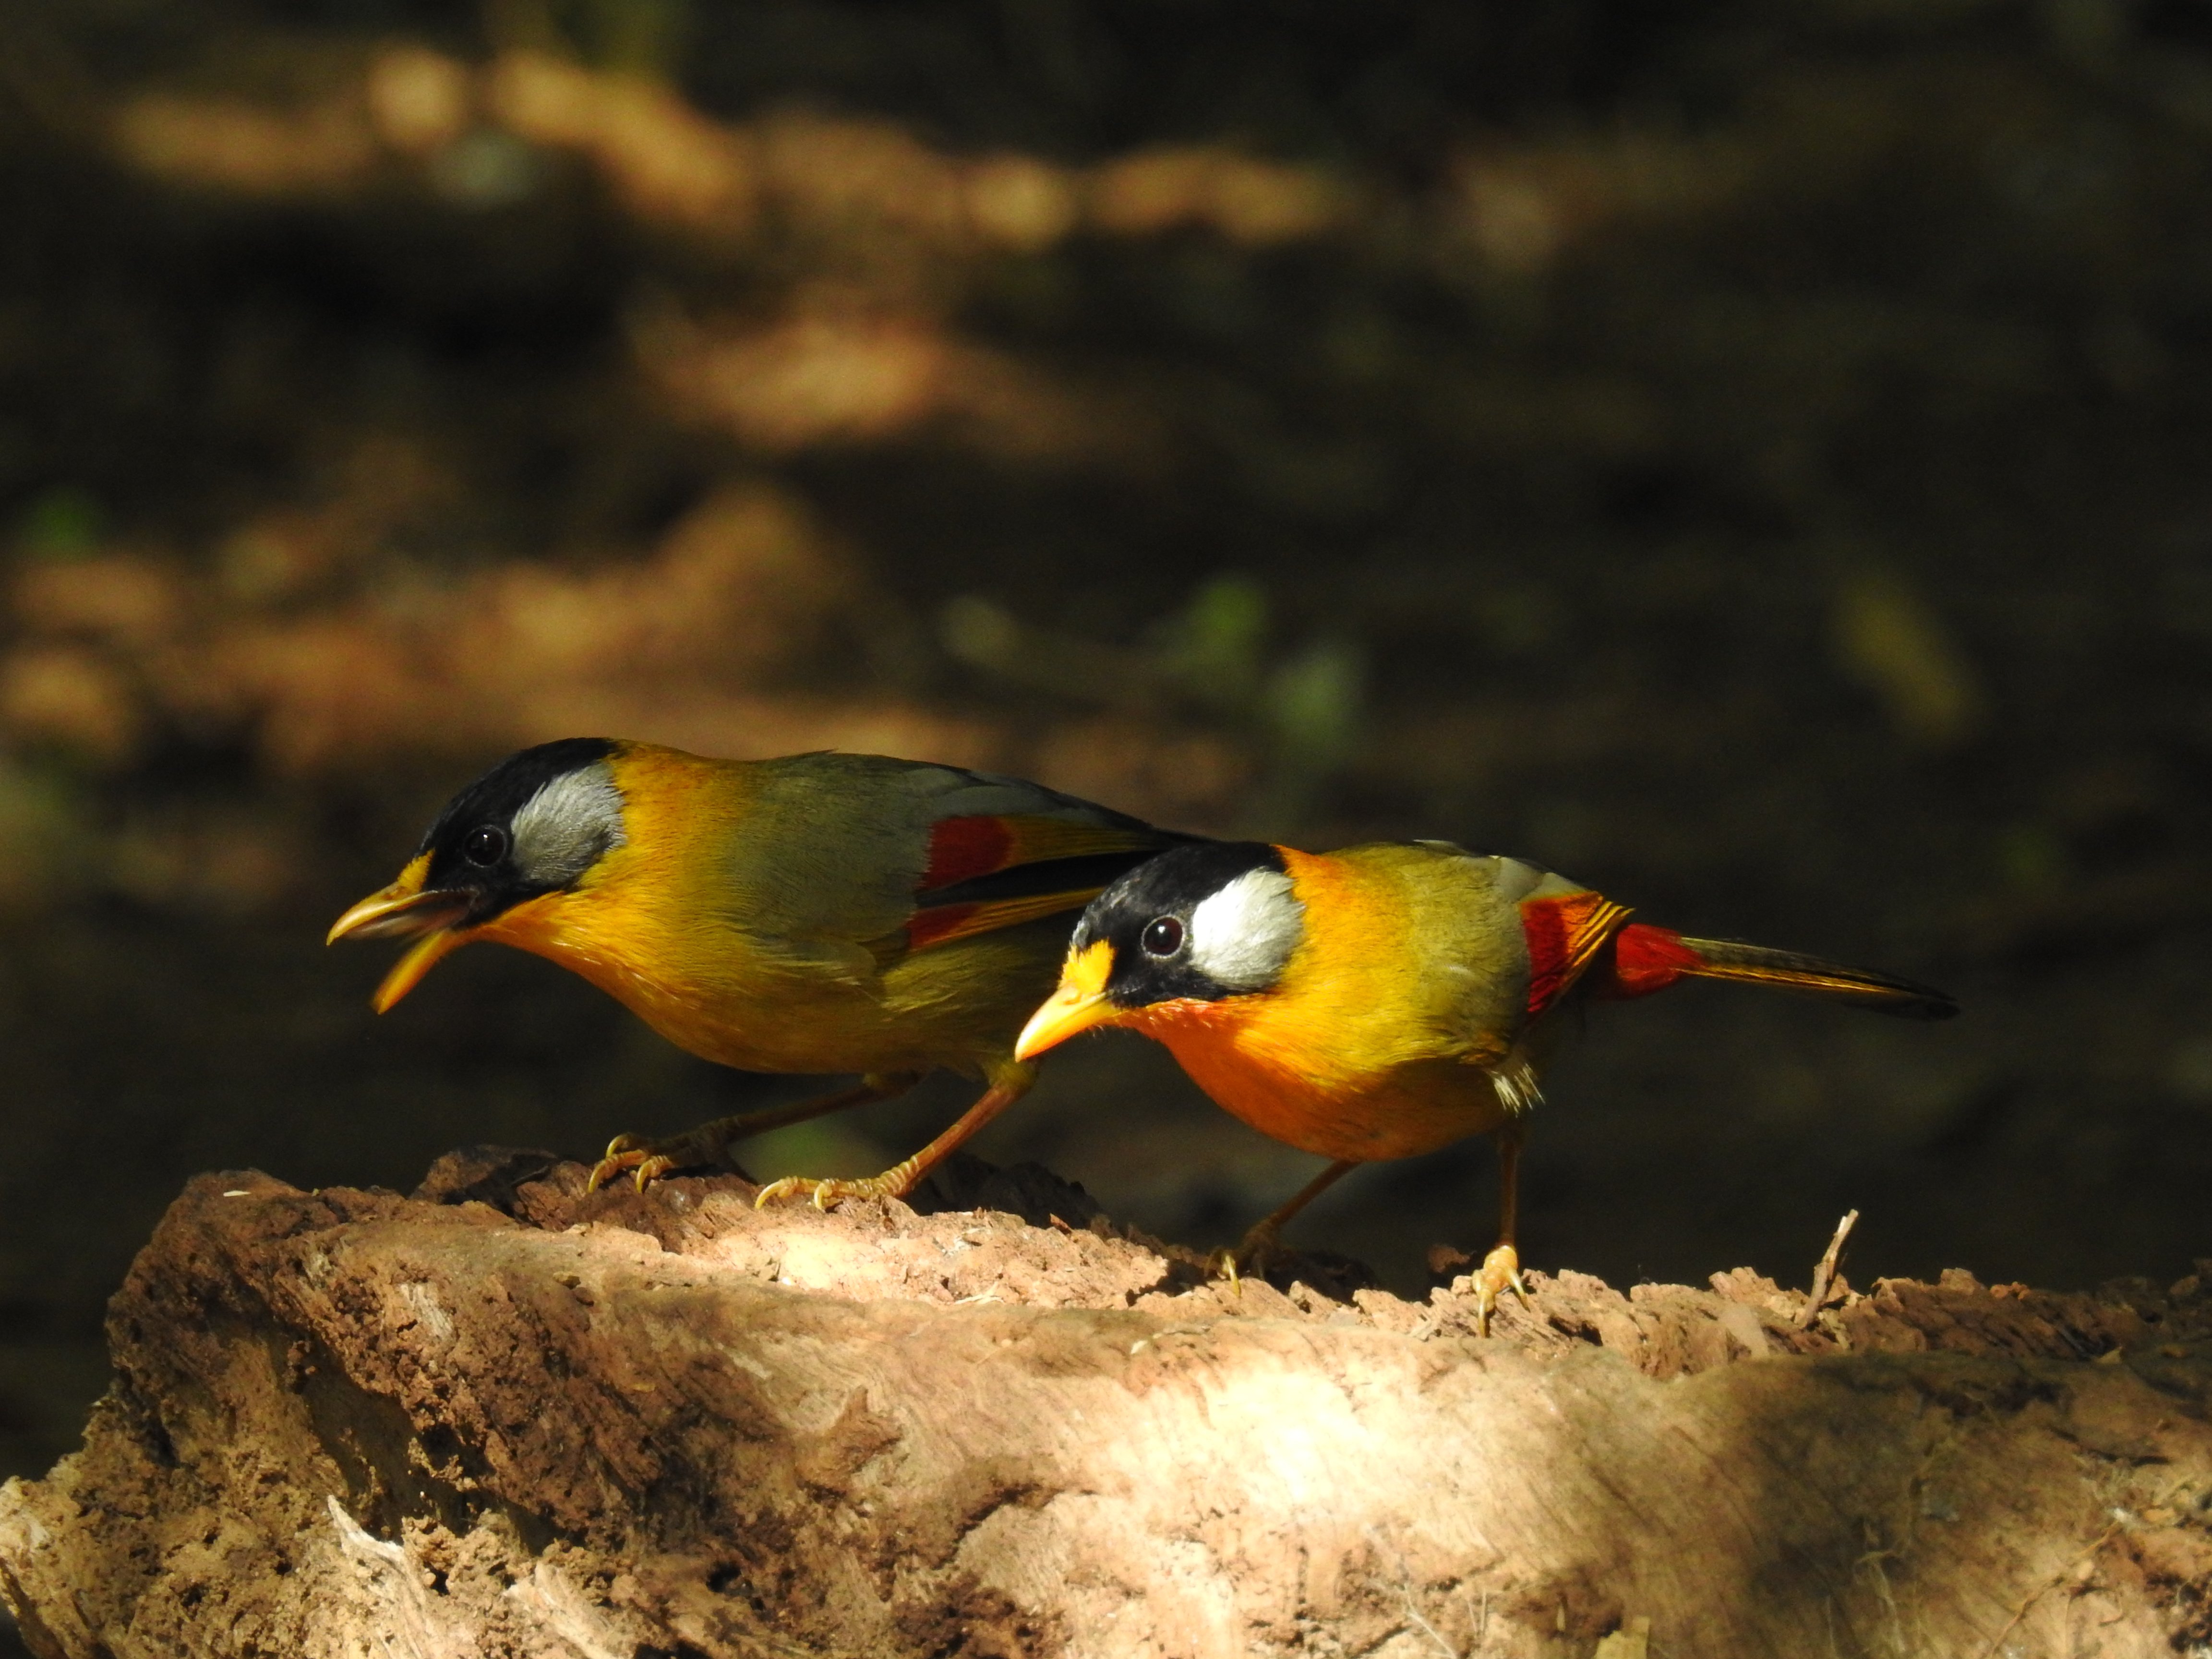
908 814 1187 953
1519 889 1634 1018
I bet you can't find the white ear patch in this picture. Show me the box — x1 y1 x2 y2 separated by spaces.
510 762 627 888
1188 866 1304 992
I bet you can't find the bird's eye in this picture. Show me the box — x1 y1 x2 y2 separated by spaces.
463 825 508 867
1141 916 1184 957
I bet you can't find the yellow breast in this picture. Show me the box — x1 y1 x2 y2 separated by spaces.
469 747 1052 1078
1135 848 1516 1162
470 758 818 1070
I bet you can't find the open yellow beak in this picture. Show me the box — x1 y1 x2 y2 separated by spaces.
326 854 477 1013
1014 939 1120 1061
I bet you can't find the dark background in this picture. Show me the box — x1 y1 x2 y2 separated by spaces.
1 0 2210 1508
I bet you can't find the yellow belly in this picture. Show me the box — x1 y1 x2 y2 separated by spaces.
477 888 1059 1079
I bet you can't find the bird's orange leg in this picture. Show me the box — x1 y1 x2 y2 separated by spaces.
755 1064 1034 1211
1215 1159 1360 1288
588 1071 924 1193
1474 1117 1534 1337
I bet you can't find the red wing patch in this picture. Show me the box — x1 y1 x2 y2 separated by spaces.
906 814 1179 954
904 902 983 952
921 815 1159 895
921 817 1019 892
905 890 1113 952
1520 890 1634 1017
1606 923 1708 999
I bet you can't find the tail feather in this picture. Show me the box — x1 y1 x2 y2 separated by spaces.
1675 937 1958 1019
1607 923 1957 1020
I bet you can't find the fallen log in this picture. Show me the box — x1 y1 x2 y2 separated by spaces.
1 1148 2207 1658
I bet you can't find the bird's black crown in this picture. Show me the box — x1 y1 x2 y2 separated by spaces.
1075 840 1286 1007
415 737 621 922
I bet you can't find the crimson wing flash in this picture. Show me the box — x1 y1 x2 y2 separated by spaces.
1518 890 1635 1019
906 814 1189 952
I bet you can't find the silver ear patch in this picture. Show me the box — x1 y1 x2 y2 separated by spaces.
1187 866 1303 992
509 762 627 889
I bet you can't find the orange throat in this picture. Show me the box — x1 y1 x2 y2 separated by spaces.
471 890 660 1009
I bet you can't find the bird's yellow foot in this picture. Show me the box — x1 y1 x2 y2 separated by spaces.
1208 1225 1285 1297
586 1136 673 1193
586 1130 752 1194
754 1173 904 1211
1474 1242 1532 1337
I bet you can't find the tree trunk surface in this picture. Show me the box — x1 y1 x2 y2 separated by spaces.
1 1149 2208 1659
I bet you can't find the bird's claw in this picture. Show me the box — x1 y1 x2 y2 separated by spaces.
585 1135 671 1194
753 1175 810 1209
1209 1246 1243 1298
1208 1227 1282 1299
754 1174 894 1211
1473 1242 1532 1337
587 1132 734 1194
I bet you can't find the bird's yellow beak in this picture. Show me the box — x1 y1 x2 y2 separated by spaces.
326 854 477 1013
1014 939 1119 1060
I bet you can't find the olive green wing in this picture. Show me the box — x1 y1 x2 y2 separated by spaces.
1339 840 1626 1069
719 753 1194 973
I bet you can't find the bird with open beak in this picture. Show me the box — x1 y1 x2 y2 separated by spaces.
331 737 1195 1201
1015 838 1956 1332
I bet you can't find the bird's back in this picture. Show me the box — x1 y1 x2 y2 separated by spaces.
533 745 1185 1076
1136 841 1576 1160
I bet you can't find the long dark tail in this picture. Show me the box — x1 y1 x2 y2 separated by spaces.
1607 924 1958 1020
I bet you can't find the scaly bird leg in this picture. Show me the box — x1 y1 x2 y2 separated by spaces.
755 1064 1035 1211
588 1071 924 1192
1214 1159 1361 1290
1474 1117 1533 1337
1212 1159 1362 1292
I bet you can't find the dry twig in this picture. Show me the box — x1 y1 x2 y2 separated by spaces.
1797 1209 1860 1329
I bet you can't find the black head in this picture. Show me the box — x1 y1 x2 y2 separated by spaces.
1073 841 1303 1007
414 737 626 925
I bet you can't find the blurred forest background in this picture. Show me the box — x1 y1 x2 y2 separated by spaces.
0 0 2209 1504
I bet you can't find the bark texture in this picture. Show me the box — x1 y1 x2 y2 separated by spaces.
2 1149 2210 1659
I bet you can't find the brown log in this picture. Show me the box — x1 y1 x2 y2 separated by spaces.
0 1150 2208 1658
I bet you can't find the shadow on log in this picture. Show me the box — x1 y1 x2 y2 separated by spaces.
1 1148 2209 1657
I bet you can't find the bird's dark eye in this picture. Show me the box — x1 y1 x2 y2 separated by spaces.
1142 916 1184 957
463 825 508 867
